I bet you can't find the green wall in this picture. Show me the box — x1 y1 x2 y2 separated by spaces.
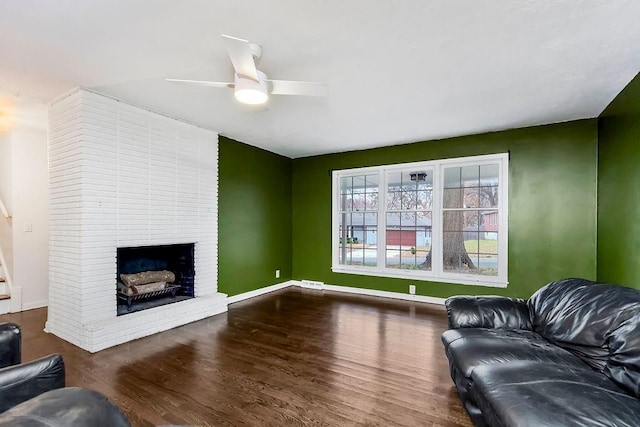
292 121 598 299
218 137 292 296
597 72 640 287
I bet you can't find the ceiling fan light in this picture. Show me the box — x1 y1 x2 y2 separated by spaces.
234 72 268 105
235 88 268 105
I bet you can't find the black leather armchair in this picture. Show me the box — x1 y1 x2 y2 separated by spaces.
0 323 65 411
0 322 130 426
0 323 21 368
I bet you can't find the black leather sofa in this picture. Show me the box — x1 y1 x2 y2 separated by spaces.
0 322 130 426
442 278 640 427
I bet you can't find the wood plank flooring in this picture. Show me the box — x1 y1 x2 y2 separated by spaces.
0 288 472 426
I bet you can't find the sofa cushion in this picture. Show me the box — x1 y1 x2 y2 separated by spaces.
528 278 640 372
443 328 586 379
442 328 589 426
469 361 640 427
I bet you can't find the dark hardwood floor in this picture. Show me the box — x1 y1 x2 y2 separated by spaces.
0 288 471 426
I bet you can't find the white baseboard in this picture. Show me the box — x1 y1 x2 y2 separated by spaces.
227 280 298 305
22 299 48 311
297 281 446 305
227 279 446 306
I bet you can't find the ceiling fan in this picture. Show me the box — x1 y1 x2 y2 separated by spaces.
167 35 328 105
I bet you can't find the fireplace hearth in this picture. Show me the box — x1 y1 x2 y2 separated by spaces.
117 243 195 315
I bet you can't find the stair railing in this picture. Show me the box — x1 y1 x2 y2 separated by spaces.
0 197 9 220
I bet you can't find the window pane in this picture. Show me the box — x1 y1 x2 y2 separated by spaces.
350 213 363 245
386 212 401 244
342 174 380 212
443 210 464 232
387 172 402 209
416 211 432 252
386 248 400 268
465 232 480 259
416 171 433 189
400 212 416 248
464 211 480 231
479 186 499 208
387 191 402 209
352 176 366 212
479 258 498 276
463 187 480 208
389 170 432 211
480 164 499 186
401 171 418 190
349 247 364 266
340 176 353 211
338 214 345 264
401 190 417 210
443 230 478 273
444 167 461 189
461 165 479 187
386 210 432 271
443 187 463 209
340 176 352 191
441 207 500 276
364 174 379 210
362 213 378 267
352 176 366 192
386 211 401 268
478 226 498 276
481 212 499 232
417 190 433 210
352 190 364 211
415 251 431 271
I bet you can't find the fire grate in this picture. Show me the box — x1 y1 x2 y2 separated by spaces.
117 284 181 312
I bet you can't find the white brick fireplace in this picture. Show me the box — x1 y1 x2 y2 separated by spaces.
47 89 227 352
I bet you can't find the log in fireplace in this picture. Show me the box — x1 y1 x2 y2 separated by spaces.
116 243 195 315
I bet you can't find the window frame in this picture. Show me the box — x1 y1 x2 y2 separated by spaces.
331 153 509 288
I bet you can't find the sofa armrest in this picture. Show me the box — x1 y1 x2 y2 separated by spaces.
445 296 532 330
0 323 21 369
0 354 65 412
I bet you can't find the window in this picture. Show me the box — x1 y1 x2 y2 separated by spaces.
332 153 508 287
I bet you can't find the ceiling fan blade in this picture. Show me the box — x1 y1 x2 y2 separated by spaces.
222 34 259 81
268 80 328 97
166 79 234 89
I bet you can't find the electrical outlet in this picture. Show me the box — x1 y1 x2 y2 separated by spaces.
409 284 416 295
275 269 280 279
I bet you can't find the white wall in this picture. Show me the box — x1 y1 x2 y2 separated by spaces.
11 128 49 310
0 95 49 311
0 132 13 281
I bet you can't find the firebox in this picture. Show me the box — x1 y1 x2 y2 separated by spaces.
116 243 195 315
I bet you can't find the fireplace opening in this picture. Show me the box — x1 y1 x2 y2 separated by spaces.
116 243 195 316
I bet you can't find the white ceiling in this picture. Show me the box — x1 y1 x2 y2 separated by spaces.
1 1 639 158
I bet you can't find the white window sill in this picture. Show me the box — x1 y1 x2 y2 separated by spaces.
331 266 508 288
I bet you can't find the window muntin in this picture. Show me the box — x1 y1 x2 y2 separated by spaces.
332 154 508 287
